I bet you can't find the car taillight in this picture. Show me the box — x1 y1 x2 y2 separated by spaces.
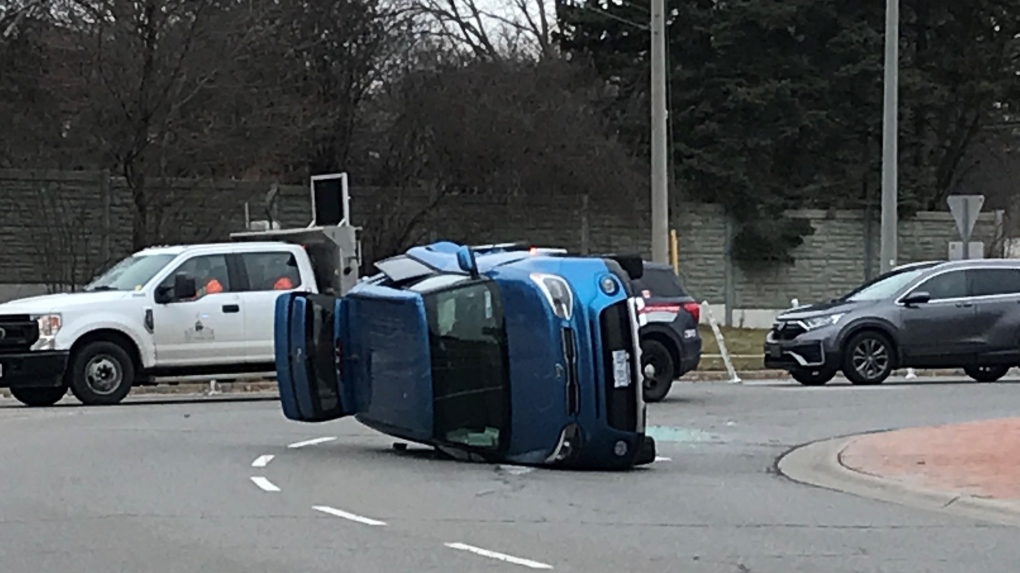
682 302 700 323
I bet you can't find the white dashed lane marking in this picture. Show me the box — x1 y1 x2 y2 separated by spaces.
444 542 554 569
251 454 275 468
287 436 337 449
250 476 281 492
313 505 387 526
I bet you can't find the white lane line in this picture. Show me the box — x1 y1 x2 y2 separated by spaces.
655 456 672 462
250 476 281 492
312 505 387 526
287 436 337 449
251 454 275 468
444 542 553 569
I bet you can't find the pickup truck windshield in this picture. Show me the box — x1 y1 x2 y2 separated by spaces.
85 254 177 292
418 278 511 453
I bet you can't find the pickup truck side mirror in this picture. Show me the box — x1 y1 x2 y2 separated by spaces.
174 273 197 301
902 291 931 306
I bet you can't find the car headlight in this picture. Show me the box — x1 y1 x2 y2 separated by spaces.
802 313 844 331
31 314 62 351
530 273 574 320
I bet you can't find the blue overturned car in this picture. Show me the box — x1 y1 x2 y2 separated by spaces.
273 241 657 470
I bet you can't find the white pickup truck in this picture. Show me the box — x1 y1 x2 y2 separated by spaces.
0 221 361 407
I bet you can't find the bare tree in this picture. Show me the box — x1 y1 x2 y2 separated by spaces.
48 0 277 249
415 0 557 60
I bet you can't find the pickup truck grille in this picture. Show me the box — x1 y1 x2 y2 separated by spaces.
598 300 637 432
0 315 39 353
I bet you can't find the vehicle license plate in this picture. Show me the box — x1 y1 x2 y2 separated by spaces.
612 350 630 388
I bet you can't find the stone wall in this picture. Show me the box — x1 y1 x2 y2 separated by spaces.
0 169 1006 321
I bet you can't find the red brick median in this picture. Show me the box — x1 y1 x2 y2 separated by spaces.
839 418 1020 501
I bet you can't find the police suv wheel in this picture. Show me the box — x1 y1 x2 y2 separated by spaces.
10 386 67 407
789 367 835 386
841 331 893 386
68 341 136 406
641 339 675 403
963 365 1010 383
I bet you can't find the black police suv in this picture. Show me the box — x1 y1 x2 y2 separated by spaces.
764 259 1020 386
631 262 703 402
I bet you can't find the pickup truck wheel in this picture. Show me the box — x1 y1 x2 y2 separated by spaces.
68 341 135 406
10 386 67 407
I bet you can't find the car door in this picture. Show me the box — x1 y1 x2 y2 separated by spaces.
967 267 1020 362
237 250 305 363
150 253 247 366
898 268 979 365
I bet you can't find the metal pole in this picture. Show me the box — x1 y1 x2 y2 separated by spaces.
962 200 971 259
650 0 669 264
879 0 899 274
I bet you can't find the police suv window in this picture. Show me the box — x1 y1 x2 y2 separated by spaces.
913 270 967 300
241 252 302 291
635 268 687 297
968 268 1020 297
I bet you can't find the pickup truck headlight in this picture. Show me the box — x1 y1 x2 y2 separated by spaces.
530 273 574 320
802 313 844 331
31 314 62 351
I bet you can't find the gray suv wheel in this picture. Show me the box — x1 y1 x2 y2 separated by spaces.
842 331 894 385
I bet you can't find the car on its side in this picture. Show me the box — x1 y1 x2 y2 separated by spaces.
630 262 702 402
764 259 1020 386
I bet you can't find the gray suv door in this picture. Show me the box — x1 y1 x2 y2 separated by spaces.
968 267 1020 362
898 268 981 365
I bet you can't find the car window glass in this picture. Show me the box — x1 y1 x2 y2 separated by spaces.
241 252 302 291
913 270 967 300
968 268 1020 297
159 254 232 299
635 268 686 297
424 280 509 452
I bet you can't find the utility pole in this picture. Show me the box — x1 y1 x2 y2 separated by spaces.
879 0 899 274
649 0 669 264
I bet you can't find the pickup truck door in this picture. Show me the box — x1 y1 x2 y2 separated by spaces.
236 251 306 363
151 254 247 365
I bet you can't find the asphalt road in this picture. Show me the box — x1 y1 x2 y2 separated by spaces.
2 376 1019 573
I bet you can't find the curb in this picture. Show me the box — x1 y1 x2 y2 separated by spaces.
776 434 1020 527
0 382 280 399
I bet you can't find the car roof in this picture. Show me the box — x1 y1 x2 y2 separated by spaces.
924 259 1020 270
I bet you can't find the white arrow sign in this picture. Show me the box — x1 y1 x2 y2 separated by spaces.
947 194 984 242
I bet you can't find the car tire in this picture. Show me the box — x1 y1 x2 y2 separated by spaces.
841 331 894 386
963 365 1010 383
641 339 675 403
68 341 136 406
10 386 67 407
789 367 836 386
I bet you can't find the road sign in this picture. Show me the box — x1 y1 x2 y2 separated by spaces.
947 194 984 241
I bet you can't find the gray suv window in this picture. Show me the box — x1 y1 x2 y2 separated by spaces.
969 268 1020 297
911 270 967 300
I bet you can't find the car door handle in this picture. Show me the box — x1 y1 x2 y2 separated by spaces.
956 302 973 308
222 304 240 313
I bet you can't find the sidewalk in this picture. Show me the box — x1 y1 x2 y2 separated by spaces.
839 418 1020 502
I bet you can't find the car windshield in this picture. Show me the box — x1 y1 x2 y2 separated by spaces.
84 254 177 292
418 278 511 453
841 265 935 302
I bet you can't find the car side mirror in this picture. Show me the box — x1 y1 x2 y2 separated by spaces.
174 273 197 301
902 291 931 306
154 285 173 304
455 246 480 278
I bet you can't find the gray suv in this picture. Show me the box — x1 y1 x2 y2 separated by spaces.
763 259 1020 386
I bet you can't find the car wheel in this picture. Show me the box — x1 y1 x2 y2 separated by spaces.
789 367 836 386
641 339 675 403
842 331 894 386
963 365 1010 383
10 386 67 407
68 341 136 406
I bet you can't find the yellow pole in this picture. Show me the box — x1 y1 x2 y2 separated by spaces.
669 229 679 274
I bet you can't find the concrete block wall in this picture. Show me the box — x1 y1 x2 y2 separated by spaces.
0 169 1006 318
